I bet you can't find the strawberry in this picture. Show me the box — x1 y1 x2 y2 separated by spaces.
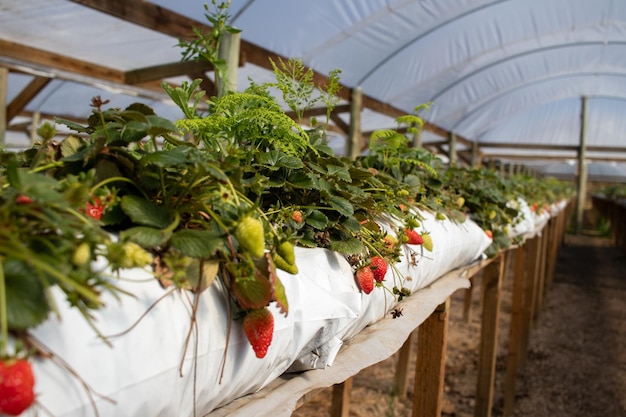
370 256 388 282
0 359 36 416
15 195 33 205
405 229 424 245
356 266 375 294
292 210 303 224
382 235 398 250
242 308 274 359
485 229 493 239
235 216 266 258
421 233 433 252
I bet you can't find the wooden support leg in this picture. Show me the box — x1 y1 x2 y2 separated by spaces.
330 377 353 417
503 245 526 416
395 330 416 397
463 285 474 322
535 228 549 316
413 299 450 417
474 254 504 417
520 236 540 368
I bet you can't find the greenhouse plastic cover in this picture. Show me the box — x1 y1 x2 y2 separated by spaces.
2 0 626 161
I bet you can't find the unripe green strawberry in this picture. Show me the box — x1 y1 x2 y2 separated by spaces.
71 242 91 266
370 256 388 282
0 359 35 416
276 241 295 265
235 216 265 258
421 233 433 252
243 308 274 358
273 253 299 275
356 266 375 294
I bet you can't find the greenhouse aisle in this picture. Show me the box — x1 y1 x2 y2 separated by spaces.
293 233 626 417
508 234 626 417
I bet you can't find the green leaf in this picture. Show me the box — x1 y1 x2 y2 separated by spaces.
60 135 85 158
120 120 149 143
287 171 316 188
340 216 362 233
4 258 50 330
146 115 178 136
326 164 352 182
141 147 190 168
256 150 303 169
121 195 171 228
120 226 172 247
232 272 273 310
328 237 363 255
305 209 329 229
170 229 223 258
328 194 354 216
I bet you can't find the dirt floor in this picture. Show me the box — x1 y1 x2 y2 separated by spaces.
292 233 626 417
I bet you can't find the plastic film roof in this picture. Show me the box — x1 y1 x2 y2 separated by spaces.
1 0 626 169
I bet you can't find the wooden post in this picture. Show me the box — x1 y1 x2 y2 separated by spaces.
413 299 450 417
395 330 416 397
0 67 8 146
535 227 549 316
347 87 362 159
575 96 588 234
216 31 240 97
474 254 504 417
330 378 352 417
448 131 457 166
462 281 475 323
503 245 527 416
471 140 480 168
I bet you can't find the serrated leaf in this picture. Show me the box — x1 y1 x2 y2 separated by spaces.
4 258 50 330
305 209 329 229
121 195 171 228
287 171 316 188
340 216 362 233
141 147 190 168
60 135 85 158
120 226 172 247
232 270 273 310
170 229 222 258
328 237 364 255
273 276 289 316
146 115 178 136
120 120 149 143
326 164 352 182
327 194 354 216
256 150 303 169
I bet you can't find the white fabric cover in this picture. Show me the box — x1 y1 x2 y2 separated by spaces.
26 211 491 417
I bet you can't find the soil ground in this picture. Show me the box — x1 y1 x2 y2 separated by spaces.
292 233 626 417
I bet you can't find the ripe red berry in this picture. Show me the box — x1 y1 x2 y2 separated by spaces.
15 195 33 205
0 359 36 416
405 229 424 245
370 256 388 282
356 266 375 294
292 210 303 224
242 308 274 359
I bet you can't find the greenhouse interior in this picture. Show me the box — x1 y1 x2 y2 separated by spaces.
0 1 624 417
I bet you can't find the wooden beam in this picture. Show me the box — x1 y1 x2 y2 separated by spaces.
576 96 589 234
0 39 123 84
7 76 51 121
474 253 505 417
0 67 7 145
413 299 450 417
124 61 213 85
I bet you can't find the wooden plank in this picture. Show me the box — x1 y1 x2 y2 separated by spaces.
519 235 540 368
413 299 450 417
330 378 352 417
124 61 213 85
535 228 549 316
0 39 123 83
462 284 475 322
474 254 504 417
0 67 7 145
503 245 527 416
6 76 51 121
394 330 416 397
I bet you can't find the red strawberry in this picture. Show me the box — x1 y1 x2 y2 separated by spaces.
292 210 303 224
242 308 274 359
405 229 424 245
0 359 36 416
356 266 375 294
370 257 388 282
15 195 33 205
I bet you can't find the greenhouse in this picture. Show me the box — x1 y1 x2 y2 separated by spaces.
0 1 625 417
